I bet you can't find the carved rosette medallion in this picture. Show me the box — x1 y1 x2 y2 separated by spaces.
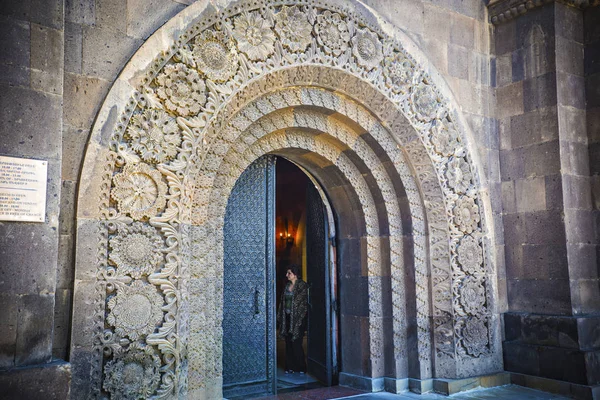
111 162 168 220
274 5 312 52
155 63 206 117
431 118 461 157
314 10 350 56
351 28 383 69
109 222 164 278
453 197 480 234
107 280 164 340
126 109 182 163
193 30 239 82
233 12 276 61
461 317 489 357
411 82 440 122
383 51 414 94
457 235 483 274
103 342 161 399
445 157 472 194
459 276 486 315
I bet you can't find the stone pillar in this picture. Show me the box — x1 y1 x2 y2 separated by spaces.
0 1 71 399
493 1 600 397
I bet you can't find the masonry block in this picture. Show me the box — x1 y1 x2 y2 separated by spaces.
0 360 71 400
15 294 55 366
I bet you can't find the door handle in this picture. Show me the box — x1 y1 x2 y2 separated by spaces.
254 288 260 315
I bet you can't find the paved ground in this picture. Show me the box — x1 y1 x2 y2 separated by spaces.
338 385 570 400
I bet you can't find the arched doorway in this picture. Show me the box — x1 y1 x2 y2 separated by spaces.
70 1 501 399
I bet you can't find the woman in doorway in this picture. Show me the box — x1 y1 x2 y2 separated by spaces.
277 264 308 374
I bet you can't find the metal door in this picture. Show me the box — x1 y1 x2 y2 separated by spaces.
223 156 276 398
306 181 333 386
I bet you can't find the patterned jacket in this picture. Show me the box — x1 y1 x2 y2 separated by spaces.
277 279 308 341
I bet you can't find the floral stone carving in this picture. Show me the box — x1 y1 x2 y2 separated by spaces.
431 118 461 157
457 235 483 274
453 196 480 234
274 5 312 52
445 157 472 194
193 29 239 82
103 342 161 399
459 276 486 315
411 82 439 122
352 28 383 69
126 109 182 163
383 51 414 94
107 280 164 340
111 162 168 220
462 317 488 357
155 63 206 117
233 12 276 61
314 10 350 56
109 222 164 278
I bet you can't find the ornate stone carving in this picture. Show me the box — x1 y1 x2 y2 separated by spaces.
461 317 488 357
111 162 168 220
431 118 461 157
314 10 350 56
107 280 164 340
445 157 472 194
457 235 483 274
109 222 164 278
411 81 440 122
383 51 414 94
453 196 480 234
103 342 162 399
126 109 182 163
192 29 239 83
155 63 206 117
352 28 383 69
459 276 486 315
233 11 276 61
274 5 312 52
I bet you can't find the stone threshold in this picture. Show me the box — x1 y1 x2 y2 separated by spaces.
511 372 600 400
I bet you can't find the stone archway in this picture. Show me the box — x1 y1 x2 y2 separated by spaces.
71 1 501 399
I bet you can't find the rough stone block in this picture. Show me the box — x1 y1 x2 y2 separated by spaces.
448 44 469 80
422 37 448 75
82 25 142 81
62 124 89 181
572 279 600 315
504 312 521 341
340 314 369 376
97 0 127 33
0 360 71 400
52 288 72 360
496 54 512 87
363 0 424 39
15 294 54 366
449 13 475 48
423 4 450 44
523 72 558 112
126 0 185 39
509 106 558 149
64 22 82 74
74 219 106 281
523 210 566 245
65 0 95 25
556 36 584 76
70 280 102 347
561 141 591 176
0 85 62 159
563 175 592 210
503 341 540 376
340 276 369 317
523 140 561 177
578 316 600 351
588 74 600 108
0 223 59 295
0 294 19 368
522 243 568 280
59 180 76 235
496 82 523 118
515 177 546 213
494 19 516 55
558 72 586 109
500 148 525 181
539 347 587 384
545 174 564 210
511 47 525 82
564 209 595 244
507 278 571 314
0 16 30 70
30 23 64 94
56 234 74 290
515 3 556 49
558 105 587 144
556 2 584 44
0 63 30 87
63 72 111 129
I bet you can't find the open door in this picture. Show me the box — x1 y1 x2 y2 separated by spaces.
305 181 334 386
222 156 277 398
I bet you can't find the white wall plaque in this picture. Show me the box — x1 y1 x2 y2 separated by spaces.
0 156 48 222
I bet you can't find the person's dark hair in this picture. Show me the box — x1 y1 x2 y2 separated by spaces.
288 264 302 279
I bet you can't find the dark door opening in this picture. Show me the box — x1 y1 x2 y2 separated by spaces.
223 156 337 399
274 158 337 393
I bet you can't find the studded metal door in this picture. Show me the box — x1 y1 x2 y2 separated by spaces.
223 156 276 398
306 181 333 386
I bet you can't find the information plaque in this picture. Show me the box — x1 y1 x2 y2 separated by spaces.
0 156 48 222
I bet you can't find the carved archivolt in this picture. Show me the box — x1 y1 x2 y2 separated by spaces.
76 1 500 398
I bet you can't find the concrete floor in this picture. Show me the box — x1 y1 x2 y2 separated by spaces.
339 385 570 400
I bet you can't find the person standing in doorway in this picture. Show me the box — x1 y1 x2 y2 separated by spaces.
277 264 308 374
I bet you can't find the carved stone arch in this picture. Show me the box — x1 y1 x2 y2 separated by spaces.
72 0 501 398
